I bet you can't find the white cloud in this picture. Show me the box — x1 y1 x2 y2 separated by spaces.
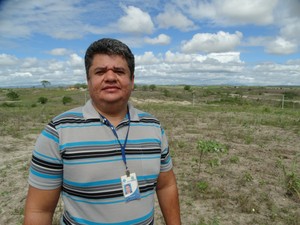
21 58 38 68
48 61 65 71
135 52 160 65
164 51 242 64
48 48 70 56
207 52 243 63
0 54 86 87
181 31 243 53
156 4 197 31
118 6 154 34
253 61 300 85
214 0 277 25
0 54 18 66
287 59 300 65
274 0 300 47
265 37 298 55
175 0 277 26
0 50 299 87
0 0 88 39
280 22 300 41
165 51 195 63
68 54 84 67
144 34 171 45
11 72 33 77
0 0 299 87
135 50 246 86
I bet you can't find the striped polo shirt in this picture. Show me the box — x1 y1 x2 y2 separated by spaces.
28 99 173 225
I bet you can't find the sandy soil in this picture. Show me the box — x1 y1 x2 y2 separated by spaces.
1 102 299 225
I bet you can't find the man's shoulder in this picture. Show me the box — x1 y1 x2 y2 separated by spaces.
131 106 161 125
52 105 85 122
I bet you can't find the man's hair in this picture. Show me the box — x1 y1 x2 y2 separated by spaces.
84 38 135 80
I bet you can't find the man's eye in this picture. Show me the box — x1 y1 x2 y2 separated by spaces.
95 70 105 75
114 69 125 75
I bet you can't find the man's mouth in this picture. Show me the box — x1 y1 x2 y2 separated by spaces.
102 86 120 91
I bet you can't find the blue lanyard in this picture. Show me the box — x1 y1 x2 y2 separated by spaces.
102 111 131 176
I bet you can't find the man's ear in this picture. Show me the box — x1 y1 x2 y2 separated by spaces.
131 75 135 90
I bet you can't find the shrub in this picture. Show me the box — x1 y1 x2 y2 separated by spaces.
38 97 48 104
2 102 16 107
163 89 171 97
6 90 19 100
283 91 298 99
277 157 300 201
142 85 148 91
62 96 73 105
197 139 228 155
197 180 209 193
149 84 156 91
184 85 191 91
73 83 87 89
197 139 228 174
285 172 300 200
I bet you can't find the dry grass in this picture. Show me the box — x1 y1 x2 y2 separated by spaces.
0 86 300 225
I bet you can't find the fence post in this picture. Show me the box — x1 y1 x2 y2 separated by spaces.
281 94 284 109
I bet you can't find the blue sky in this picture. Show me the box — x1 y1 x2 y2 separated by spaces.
1 0 300 87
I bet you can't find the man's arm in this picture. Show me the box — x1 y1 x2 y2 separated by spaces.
23 185 61 225
156 169 181 225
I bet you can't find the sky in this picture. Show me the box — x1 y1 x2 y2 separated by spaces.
0 0 300 87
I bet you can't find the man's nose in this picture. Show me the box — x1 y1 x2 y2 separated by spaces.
104 69 117 81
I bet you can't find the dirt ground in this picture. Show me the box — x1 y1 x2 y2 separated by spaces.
0 100 300 225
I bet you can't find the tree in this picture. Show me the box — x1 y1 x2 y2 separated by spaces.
41 80 51 88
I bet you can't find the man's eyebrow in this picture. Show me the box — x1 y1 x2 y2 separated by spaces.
93 66 107 71
112 66 126 71
93 66 125 70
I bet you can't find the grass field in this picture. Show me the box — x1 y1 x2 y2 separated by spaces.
0 85 299 225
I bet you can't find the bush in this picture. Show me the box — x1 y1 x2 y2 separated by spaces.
1 102 16 107
73 83 87 89
184 85 191 91
149 84 156 91
283 91 298 99
38 97 48 104
6 90 19 100
62 96 73 105
163 89 171 97
142 85 148 91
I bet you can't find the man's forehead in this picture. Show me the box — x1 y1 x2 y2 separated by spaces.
90 54 129 71
92 54 126 63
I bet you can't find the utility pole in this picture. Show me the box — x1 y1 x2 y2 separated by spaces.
281 94 285 109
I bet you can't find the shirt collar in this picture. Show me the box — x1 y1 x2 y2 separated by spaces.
82 99 140 122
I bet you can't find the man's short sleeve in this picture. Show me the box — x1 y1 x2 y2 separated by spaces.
28 122 63 190
160 127 173 172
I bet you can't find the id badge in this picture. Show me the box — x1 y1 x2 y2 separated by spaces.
121 172 141 202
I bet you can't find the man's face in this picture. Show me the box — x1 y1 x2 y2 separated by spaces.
88 54 134 109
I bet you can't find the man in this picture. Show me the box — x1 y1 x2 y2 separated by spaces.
23 38 181 225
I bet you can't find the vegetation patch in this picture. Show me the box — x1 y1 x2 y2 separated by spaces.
0 85 300 225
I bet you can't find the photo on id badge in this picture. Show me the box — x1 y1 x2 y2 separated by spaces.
121 172 141 202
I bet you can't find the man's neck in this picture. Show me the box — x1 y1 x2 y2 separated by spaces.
92 101 128 127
